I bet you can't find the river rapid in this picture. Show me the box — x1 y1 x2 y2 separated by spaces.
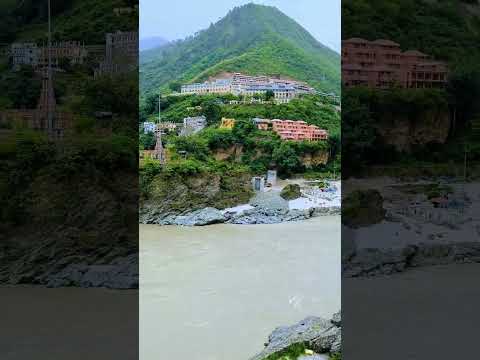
140 216 341 360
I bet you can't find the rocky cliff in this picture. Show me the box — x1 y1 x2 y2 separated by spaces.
376 109 451 152
0 170 138 288
301 150 329 168
213 145 329 168
213 145 244 161
139 170 253 223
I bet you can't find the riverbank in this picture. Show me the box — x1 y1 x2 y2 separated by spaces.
342 178 480 277
251 312 341 360
140 179 341 226
140 216 341 360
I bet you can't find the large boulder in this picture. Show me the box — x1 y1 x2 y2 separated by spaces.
175 207 226 226
342 189 386 228
251 312 342 360
280 184 302 200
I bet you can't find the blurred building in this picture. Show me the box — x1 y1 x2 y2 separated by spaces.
342 38 448 89
10 43 39 68
0 69 72 138
143 122 156 133
11 41 87 70
220 117 236 129
95 31 138 78
157 121 178 132
180 116 207 136
252 117 272 130
37 41 87 68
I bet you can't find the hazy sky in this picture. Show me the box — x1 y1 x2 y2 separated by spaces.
140 0 341 52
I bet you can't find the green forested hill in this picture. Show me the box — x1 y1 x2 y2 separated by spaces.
0 0 137 44
140 3 340 97
342 0 480 70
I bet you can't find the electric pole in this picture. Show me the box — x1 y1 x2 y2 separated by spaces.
47 0 53 136
154 94 164 163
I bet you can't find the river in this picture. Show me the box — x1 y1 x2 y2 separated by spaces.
140 216 341 360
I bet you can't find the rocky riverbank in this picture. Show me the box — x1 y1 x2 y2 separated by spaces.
343 229 480 277
342 181 480 277
250 312 341 360
140 180 341 226
140 205 340 226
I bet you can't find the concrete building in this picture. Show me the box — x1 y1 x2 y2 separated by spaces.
252 117 272 130
243 84 297 104
157 121 178 132
220 117 236 129
342 38 448 89
252 176 266 192
180 116 207 136
181 79 232 95
113 5 139 16
253 118 328 141
267 170 277 186
37 41 87 68
95 31 138 78
11 41 87 70
180 73 315 102
143 122 156 133
271 119 328 141
10 43 39 68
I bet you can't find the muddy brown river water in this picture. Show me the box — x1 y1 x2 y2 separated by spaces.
140 216 341 360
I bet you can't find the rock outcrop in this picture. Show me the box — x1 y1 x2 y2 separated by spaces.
140 170 253 223
45 254 138 288
376 108 450 152
300 150 329 168
280 184 302 200
342 189 386 228
251 312 341 360
343 240 480 277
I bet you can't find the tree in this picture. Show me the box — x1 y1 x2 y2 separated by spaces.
232 119 256 140
265 90 275 101
203 101 222 126
272 142 301 176
139 132 156 150
144 93 160 116
1 67 41 109
342 90 377 176
168 81 182 93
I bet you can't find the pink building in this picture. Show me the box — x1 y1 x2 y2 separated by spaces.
342 38 448 89
270 119 328 141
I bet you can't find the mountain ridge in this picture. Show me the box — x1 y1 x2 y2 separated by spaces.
140 3 340 97
140 36 168 51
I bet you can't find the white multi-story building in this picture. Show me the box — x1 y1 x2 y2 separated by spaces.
180 73 315 102
181 79 232 95
180 116 207 136
244 84 297 104
143 122 156 133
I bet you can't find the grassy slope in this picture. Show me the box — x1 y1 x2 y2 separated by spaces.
140 3 340 97
157 94 340 135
